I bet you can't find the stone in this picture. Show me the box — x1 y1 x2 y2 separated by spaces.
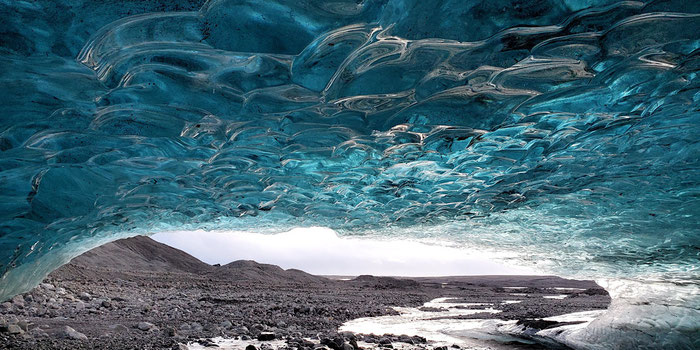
257 332 275 341
232 325 249 334
75 301 86 310
78 292 91 301
137 321 155 331
245 345 257 350
109 324 128 333
30 328 49 338
101 300 112 308
219 320 232 329
0 302 12 312
12 295 24 309
321 337 346 350
7 324 23 334
62 326 88 340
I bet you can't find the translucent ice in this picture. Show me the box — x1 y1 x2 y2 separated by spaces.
0 0 699 347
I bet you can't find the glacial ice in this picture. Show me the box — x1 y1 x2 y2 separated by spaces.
0 0 699 348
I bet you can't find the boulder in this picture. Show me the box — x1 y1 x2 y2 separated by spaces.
257 332 275 341
137 321 155 331
109 324 128 333
62 326 88 340
7 324 23 334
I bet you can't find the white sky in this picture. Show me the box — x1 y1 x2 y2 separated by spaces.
152 227 539 276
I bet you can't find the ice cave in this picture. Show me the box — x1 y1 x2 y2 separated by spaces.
0 0 698 348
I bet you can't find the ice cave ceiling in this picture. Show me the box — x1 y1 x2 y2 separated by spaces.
0 0 698 304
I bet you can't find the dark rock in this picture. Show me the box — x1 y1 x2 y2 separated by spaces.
321 337 345 350
165 327 177 337
418 306 448 312
257 332 275 341
245 345 257 350
516 319 585 330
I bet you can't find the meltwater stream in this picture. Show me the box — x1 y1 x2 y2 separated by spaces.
0 0 698 348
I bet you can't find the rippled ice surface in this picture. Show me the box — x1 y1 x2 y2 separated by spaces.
0 0 698 348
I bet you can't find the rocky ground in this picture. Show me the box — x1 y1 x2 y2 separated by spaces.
0 236 610 349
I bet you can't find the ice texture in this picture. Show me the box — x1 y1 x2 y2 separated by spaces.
0 0 698 347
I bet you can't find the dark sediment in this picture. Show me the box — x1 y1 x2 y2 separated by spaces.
0 236 610 349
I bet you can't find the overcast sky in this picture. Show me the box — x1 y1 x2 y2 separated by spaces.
152 227 539 276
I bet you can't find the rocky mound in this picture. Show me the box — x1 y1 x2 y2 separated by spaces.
62 235 212 274
210 260 330 285
50 236 331 286
348 275 420 289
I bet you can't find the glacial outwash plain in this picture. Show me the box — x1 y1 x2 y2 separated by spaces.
0 0 698 349
1 236 612 349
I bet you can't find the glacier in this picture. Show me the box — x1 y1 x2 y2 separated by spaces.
0 0 698 348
